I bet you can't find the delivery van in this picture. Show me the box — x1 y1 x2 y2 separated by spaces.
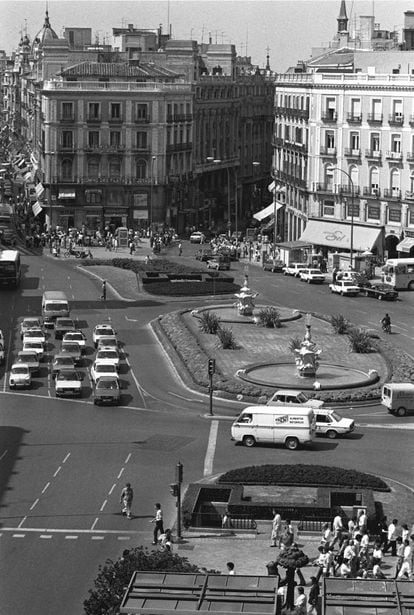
231 405 316 450
42 291 70 327
381 383 414 417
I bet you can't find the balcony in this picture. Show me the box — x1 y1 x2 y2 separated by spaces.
339 184 360 196
134 116 151 124
363 186 381 198
108 116 123 123
272 136 284 148
344 148 361 159
385 151 403 161
315 183 333 193
83 144 125 153
166 142 193 152
86 116 101 123
59 116 75 123
58 145 77 153
409 115 414 127
321 112 337 123
166 114 193 123
405 191 414 201
388 113 404 126
365 149 382 160
346 113 362 124
319 146 337 157
131 146 150 153
52 175 167 185
367 113 383 124
407 152 414 163
383 188 401 201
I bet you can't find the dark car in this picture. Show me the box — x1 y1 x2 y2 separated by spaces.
263 259 285 273
55 317 76 340
195 248 213 262
60 341 82 366
51 354 76 378
362 283 399 301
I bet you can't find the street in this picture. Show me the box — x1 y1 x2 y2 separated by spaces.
0 250 413 614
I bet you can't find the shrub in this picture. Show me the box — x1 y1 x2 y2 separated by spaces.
257 307 281 328
217 326 237 349
199 311 221 334
331 313 350 334
288 336 302 353
347 327 374 353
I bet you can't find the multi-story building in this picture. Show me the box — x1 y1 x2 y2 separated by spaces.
272 0 414 260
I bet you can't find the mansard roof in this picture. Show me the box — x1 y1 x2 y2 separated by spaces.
59 61 179 79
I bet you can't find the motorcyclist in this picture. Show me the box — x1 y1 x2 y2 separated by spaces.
381 313 391 332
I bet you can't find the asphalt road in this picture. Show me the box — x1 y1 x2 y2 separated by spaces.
0 249 413 615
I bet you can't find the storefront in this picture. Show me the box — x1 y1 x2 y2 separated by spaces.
299 219 384 259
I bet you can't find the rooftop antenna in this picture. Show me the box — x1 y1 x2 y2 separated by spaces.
167 0 170 37
245 26 248 57
201 24 205 44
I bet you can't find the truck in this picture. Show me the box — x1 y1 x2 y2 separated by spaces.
381 382 414 417
42 291 70 327
230 405 316 450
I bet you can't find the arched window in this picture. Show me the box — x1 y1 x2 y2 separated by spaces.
370 167 379 196
109 158 121 179
324 164 334 190
88 158 99 179
61 159 72 180
390 168 400 196
135 159 147 179
349 165 359 190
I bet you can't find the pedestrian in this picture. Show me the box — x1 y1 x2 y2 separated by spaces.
129 240 136 255
321 522 332 548
307 577 319 615
294 586 307 615
331 513 344 549
332 266 338 283
270 510 282 547
226 561 235 575
384 518 399 556
151 502 164 545
358 509 368 534
159 528 173 551
394 536 404 578
178 242 183 256
120 482 134 519
101 280 107 301
397 539 413 580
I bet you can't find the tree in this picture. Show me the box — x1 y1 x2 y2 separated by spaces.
275 545 309 611
84 546 203 615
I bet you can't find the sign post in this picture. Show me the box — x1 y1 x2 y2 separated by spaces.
208 359 215 415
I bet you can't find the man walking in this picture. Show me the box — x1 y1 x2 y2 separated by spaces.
101 280 107 301
120 482 134 519
151 502 164 545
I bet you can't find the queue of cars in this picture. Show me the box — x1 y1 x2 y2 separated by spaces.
6 316 122 405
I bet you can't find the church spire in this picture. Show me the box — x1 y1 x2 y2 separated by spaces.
337 0 348 33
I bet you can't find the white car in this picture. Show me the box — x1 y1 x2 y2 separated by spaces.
22 328 46 345
54 369 82 397
189 231 205 244
20 317 43 339
329 280 360 296
299 268 326 284
9 363 32 389
97 336 119 351
17 350 40 375
93 324 116 348
267 389 325 408
95 347 120 369
283 263 308 277
22 340 45 360
314 408 355 439
90 361 119 384
62 331 86 351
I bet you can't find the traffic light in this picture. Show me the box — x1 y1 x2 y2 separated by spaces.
176 462 183 484
170 483 179 497
208 359 216 375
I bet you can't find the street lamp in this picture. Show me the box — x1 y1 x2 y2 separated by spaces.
329 166 354 269
149 155 156 233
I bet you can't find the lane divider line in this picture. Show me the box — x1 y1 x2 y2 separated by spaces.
30 498 39 511
62 453 71 464
204 420 219 477
108 483 116 495
17 516 27 529
117 467 124 479
100 500 107 512
0 449 8 461
42 482 50 494
53 466 62 477
124 453 131 464
90 517 99 531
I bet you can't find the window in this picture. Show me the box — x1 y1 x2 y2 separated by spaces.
325 131 335 149
110 131 121 147
61 159 72 180
391 134 401 153
61 102 73 120
367 205 380 220
62 131 73 148
88 103 100 120
391 169 400 194
136 103 148 120
409 209 414 225
350 98 361 118
371 133 380 151
323 200 335 216
86 190 102 204
87 159 99 179
393 100 403 118
324 166 334 190
326 98 336 119
136 132 148 150
109 159 121 178
350 132 360 150
284 125 290 141
88 131 99 147
372 99 382 119
370 167 380 195
110 103 121 120
135 159 147 179
388 208 401 223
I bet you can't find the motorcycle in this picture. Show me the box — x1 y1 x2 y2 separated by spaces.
381 321 391 334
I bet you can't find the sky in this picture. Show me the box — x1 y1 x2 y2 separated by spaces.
1 0 414 72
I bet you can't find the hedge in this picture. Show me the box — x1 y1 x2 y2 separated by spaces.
218 464 390 491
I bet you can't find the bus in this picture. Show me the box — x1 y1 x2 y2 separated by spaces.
382 258 414 290
0 249 21 287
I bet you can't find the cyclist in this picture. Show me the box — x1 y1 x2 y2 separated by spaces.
381 313 391 333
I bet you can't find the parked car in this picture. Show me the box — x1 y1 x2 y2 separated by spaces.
9 363 31 389
20 317 43 339
90 361 119 384
54 317 76 340
93 375 121 405
60 341 82 366
22 340 45 360
263 259 285 273
51 354 76 378
329 280 360 296
195 248 213 261
283 263 308 277
17 350 40 375
299 268 326 284
22 328 46 345
206 255 231 271
93 324 117 348
189 231 205 244
361 282 399 301
62 331 87 351
54 369 82 397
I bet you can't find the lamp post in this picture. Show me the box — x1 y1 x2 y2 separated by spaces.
149 155 156 234
329 166 354 269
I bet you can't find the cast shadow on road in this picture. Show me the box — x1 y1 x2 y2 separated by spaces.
71 299 165 310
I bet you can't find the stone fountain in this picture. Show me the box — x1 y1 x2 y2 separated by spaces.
234 276 258 316
294 313 321 378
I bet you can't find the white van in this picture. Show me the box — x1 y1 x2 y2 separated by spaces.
42 291 70 327
231 405 316 450
313 408 355 438
267 389 325 409
381 383 414 417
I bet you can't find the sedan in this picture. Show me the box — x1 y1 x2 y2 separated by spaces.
97 337 119 351
93 324 117 348
54 369 82 397
329 280 360 296
54 317 76 340
299 268 326 284
90 361 119 385
95 348 120 369
9 363 32 389
361 283 399 301
189 231 205 244
51 354 76 378
20 317 43 339
23 328 46 345
17 350 40 375
94 376 121 405
62 331 87 351
60 341 82 366
263 259 285 273
22 340 45 360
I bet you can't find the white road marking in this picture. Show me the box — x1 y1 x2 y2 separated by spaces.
40 534 53 539
117 536 131 541
0 449 8 461
90 517 99 531
17 516 27 529
117 467 124 479
62 453 71 463
30 498 39 511
65 535 78 540
12 534 25 538
363 423 414 430
91 536 104 540
124 453 131 464
125 316 138 322
393 323 409 332
1 527 140 535
168 391 204 403
42 482 50 494
100 500 107 512
108 483 117 495
54 466 62 477
204 420 219 477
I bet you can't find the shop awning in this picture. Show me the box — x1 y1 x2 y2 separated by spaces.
299 220 382 252
253 200 285 221
396 237 414 253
